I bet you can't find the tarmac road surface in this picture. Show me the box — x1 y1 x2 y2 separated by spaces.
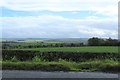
1 70 119 78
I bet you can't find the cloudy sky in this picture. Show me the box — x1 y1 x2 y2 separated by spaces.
1 0 119 38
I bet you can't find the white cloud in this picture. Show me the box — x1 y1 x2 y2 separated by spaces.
78 26 117 38
93 5 118 17
2 15 118 38
1 0 119 17
1 0 118 38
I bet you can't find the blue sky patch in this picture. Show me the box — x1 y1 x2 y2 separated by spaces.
2 7 109 19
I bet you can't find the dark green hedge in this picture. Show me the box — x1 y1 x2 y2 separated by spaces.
2 50 120 62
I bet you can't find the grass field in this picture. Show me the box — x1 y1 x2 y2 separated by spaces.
17 46 119 53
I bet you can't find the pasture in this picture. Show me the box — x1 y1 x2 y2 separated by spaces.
17 46 119 53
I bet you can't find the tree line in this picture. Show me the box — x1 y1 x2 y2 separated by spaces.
2 42 84 49
88 37 120 46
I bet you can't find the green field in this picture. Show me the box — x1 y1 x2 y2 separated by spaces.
17 46 119 53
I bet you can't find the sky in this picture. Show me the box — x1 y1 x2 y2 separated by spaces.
1 0 119 38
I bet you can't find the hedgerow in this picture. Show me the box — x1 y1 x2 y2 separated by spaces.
2 50 120 62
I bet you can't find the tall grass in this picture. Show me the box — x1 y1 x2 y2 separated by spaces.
2 56 120 72
3 59 120 72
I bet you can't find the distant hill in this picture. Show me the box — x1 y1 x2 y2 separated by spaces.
1 38 89 44
44 38 88 44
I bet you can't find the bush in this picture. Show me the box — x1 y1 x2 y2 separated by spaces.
11 56 19 62
32 56 41 62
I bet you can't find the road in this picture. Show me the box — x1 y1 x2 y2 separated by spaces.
1 70 119 78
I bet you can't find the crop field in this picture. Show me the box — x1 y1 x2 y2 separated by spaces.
17 46 119 53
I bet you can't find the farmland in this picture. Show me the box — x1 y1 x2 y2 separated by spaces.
2 37 120 72
17 46 119 53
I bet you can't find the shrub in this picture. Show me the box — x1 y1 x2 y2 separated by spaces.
32 56 41 62
11 56 19 62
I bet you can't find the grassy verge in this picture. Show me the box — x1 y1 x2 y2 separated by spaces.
2 59 120 73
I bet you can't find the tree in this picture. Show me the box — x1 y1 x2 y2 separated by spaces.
88 37 104 46
104 37 119 46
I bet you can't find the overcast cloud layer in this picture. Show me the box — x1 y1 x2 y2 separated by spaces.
1 0 119 38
